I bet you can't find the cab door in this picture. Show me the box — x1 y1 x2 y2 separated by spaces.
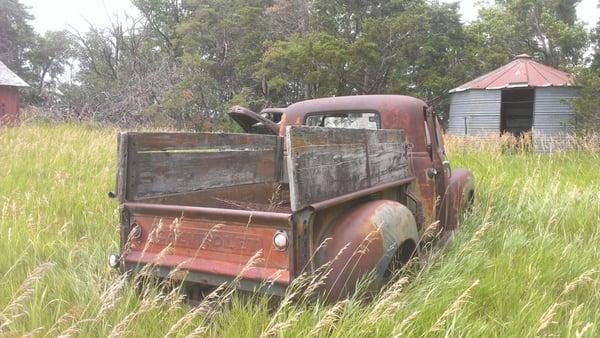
423 109 448 226
228 106 280 135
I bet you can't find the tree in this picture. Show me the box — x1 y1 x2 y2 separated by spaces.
261 1 468 119
569 9 600 133
310 0 417 41
29 30 74 94
21 0 593 130
132 0 190 59
590 6 600 70
164 0 274 117
350 2 467 101
467 0 588 70
570 68 600 132
0 0 35 77
260 32 349 103
265 0 310 36
66 17 177 124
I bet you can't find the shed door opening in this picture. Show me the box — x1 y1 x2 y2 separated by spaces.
500 89 534 136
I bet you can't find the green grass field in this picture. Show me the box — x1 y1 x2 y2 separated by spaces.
1 125 599 337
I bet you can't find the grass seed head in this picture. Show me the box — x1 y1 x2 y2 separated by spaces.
430 280 479 332
309 300 349 336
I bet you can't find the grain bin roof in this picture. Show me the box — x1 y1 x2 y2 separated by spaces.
449 54 573 93
0 61 29 87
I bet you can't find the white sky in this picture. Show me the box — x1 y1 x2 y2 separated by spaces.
21 0 140 33
21 0 600 34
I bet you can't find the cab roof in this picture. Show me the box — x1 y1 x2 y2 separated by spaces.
280 95 428 132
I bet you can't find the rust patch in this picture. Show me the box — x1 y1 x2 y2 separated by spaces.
128 214 290 270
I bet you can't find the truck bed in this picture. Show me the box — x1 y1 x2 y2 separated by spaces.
115 128 411 294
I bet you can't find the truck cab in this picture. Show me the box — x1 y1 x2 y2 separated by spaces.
232 95 474 232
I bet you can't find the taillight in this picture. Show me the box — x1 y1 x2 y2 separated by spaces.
108 253 120 268
273 230 289 251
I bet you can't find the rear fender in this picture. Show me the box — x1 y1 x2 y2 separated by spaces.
443 168 475 230
314 200 418 301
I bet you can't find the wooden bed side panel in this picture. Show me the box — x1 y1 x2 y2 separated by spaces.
286 126 409 211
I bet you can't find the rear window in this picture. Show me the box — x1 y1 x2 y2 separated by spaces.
305 111 380 130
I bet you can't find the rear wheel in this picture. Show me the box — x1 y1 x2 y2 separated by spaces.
466 189 475 211
384 239 419 278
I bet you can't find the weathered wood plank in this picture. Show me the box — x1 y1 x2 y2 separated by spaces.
130 132 279 152
367 142 409 186
132 150 278 198
286 126 409 211
116 132 129 203
121 132 284 200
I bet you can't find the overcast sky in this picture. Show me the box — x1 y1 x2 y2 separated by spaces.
21 0 600 34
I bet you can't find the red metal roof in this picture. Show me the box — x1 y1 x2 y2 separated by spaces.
449 54 573 93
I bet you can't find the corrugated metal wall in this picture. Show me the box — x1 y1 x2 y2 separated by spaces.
532 87 578 152
447 90 500 135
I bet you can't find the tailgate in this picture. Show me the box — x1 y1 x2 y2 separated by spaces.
123 203 292 293
115 131 290 294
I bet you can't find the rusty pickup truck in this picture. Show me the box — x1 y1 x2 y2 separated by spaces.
108 95 474 301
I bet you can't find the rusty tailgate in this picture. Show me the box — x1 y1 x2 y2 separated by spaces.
122 203 293 293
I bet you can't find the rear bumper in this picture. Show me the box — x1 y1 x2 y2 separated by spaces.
123 251 290 283
123 261 288 296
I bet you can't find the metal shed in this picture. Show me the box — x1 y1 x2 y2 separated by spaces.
0 61 29 125
447 54 578 152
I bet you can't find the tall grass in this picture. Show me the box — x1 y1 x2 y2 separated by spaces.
0 125 599 337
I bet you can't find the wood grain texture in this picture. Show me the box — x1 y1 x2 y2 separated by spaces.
286 126 409 211
116 132 129 203
129 132 279 152
122 132 283 200
133 150 277 198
